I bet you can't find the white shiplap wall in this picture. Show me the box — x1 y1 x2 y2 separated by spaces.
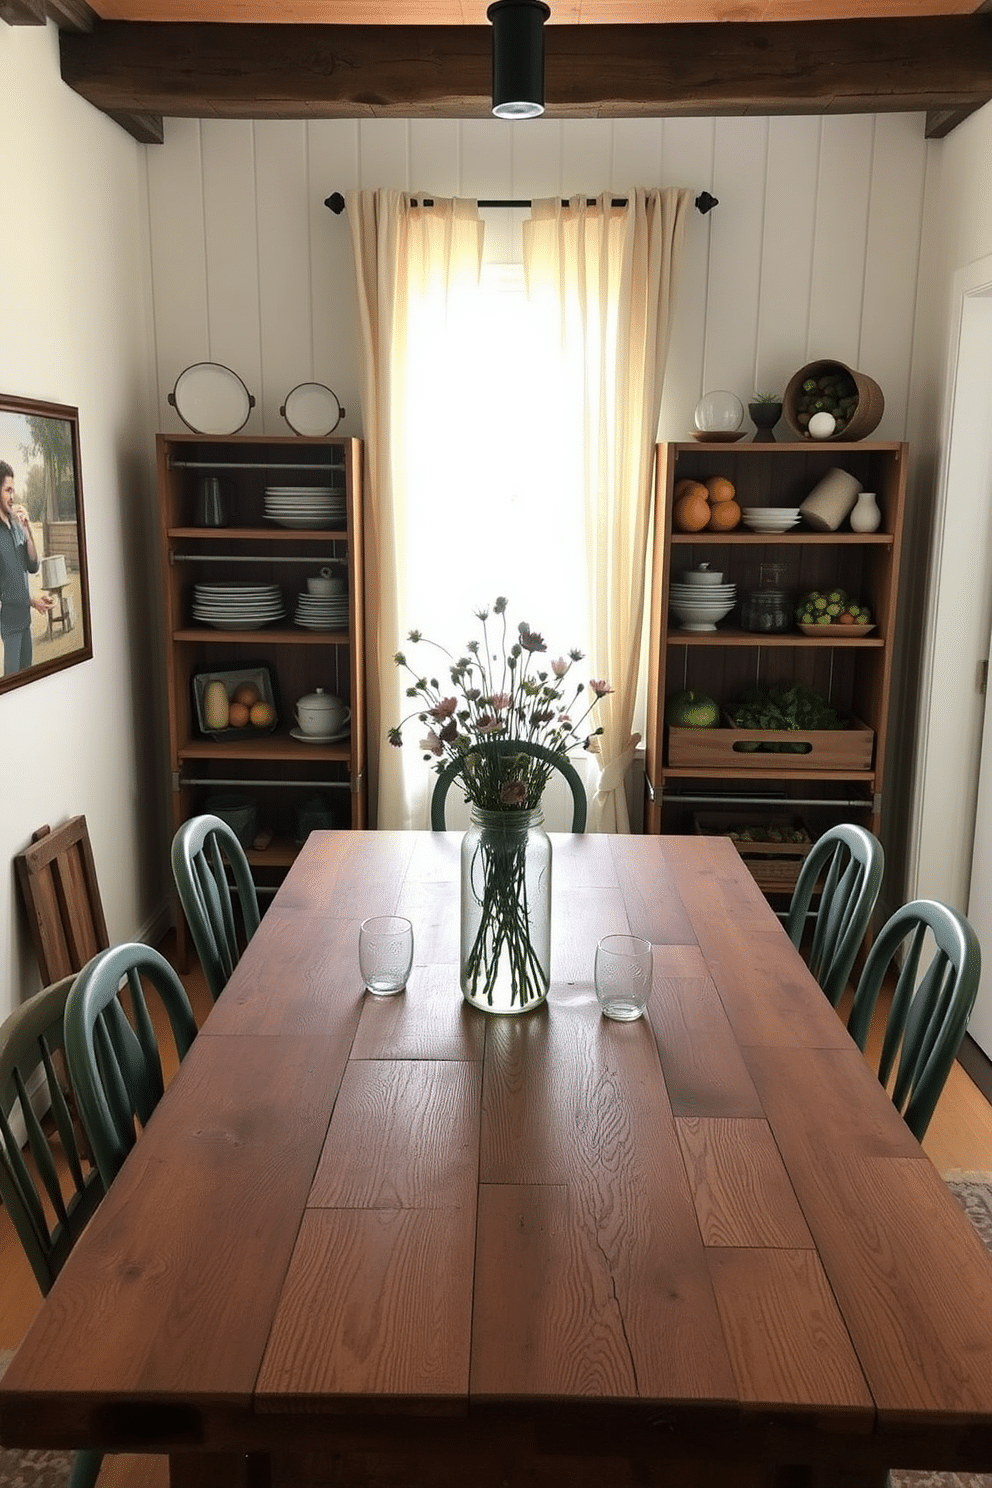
146 113 929 447
143 111 932 887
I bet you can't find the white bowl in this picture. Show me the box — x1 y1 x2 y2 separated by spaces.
742 517 800 534
670 599 735 628
743 507 800 517
681 568 724 586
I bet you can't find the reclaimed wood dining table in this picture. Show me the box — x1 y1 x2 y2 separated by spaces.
3 829 992 1488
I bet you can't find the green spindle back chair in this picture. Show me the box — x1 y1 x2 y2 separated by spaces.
170 814 261 1002
846 899 981 1141
63 943 198 1190
0 975 105 1488
786 823 884 1006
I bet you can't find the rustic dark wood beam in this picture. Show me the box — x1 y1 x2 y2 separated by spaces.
0 0 46 23
59 15 992 141
45 0 95 30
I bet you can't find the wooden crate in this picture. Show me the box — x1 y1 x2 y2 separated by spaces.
693 811 813 892
668 717 874 771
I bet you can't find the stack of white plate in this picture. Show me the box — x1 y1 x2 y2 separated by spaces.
669 580 737 632
294 592 349 631
741 507 801 534
264 486 346 530
192 583 284 630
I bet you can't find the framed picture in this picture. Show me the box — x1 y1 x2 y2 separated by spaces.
0 394 92 696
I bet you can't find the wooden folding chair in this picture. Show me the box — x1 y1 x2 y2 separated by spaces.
14 816 110 984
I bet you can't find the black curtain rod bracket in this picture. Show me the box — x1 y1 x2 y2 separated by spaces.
324 190 718 215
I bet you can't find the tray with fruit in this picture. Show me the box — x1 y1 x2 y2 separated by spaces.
192 664 279 738
795 588 874 637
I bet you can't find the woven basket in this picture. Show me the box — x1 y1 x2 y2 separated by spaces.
783 359 884 442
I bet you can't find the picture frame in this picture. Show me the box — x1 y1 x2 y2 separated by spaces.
0 393 92 696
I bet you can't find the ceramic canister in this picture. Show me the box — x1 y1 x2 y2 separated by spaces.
799 467 862 532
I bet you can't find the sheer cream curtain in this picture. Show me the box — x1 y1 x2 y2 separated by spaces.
523 188 693 831
346 191 484 828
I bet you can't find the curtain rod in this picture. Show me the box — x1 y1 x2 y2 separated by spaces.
324 190 718 215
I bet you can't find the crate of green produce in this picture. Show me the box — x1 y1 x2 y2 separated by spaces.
667 683 874 771
693 812 813 889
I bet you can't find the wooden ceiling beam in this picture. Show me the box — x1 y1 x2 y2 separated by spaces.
57 15 992 140
1 0 46 23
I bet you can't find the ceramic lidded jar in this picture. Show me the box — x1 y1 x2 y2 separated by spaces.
295 688 346 737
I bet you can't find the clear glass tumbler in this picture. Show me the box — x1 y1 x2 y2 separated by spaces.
359 915 414 995
594 934 653 1021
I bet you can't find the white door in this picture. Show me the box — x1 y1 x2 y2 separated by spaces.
969 678 992 1058
957 292 992 1058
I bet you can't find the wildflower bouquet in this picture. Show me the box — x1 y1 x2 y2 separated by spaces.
390 595 611 809
390 597 612 1012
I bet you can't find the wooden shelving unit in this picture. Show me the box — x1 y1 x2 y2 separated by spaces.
644 440 908 899
156 432 366 951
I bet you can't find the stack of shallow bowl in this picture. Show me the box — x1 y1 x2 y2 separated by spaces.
741 506 801 534
669 567 737 631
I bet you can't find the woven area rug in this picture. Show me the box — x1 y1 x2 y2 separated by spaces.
3 1176 992 1486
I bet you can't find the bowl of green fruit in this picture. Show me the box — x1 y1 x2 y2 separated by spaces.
795 587 874 636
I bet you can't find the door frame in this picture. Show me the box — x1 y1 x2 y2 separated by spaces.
907 253 992 910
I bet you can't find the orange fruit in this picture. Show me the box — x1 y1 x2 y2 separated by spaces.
228 701 250 727
250 701 275 727
706 499 741 532
674 477 703 501
674 491 711 532
838 612 856 624
233 682 261 707
705 475 736 504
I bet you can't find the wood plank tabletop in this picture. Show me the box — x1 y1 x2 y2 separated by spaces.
3 829 992 1488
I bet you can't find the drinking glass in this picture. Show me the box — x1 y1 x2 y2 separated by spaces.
594 934 653 1021
359 916 414 995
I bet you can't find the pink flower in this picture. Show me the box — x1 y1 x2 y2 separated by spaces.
488 691 513 710
429 696 458 720
420 730 444 756
500 780 528 806
590 679 614 697
475 715 501 734
551 657 569 677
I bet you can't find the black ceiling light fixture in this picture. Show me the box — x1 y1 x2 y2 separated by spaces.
487 0 552 120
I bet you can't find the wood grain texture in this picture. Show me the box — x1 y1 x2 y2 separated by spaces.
647 945 766 1118
706 1248 873 1417
1 1033 337 1412
676 1117 813 1248
747 1046 992 1422
58 18 992 127
6 832 992 1482
256 1207 475 1410
309 1058 480 1209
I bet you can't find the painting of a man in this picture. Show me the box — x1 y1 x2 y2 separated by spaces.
0 458 54 676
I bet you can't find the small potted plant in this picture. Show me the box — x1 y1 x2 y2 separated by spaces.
748 392 783 442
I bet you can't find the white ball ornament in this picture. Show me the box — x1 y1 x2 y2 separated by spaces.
807 411 837 440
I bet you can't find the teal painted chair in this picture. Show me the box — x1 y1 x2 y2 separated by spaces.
63 943 198 1190
170 814 261 1001
0 974 105 1488
430 741 587 832
786 824 885 1007
846 899 981 1141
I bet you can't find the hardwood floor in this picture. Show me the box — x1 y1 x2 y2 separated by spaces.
1 938 990 1487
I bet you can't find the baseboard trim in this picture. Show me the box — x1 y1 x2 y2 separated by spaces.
958 1033 992 1103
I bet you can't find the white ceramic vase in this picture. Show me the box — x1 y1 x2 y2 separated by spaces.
849 491 881 532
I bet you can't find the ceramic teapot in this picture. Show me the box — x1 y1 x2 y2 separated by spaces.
295 688 347 737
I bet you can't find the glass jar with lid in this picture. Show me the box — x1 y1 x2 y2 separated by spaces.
740 562 792 633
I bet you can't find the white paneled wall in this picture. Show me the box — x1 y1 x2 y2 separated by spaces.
147 114 929 444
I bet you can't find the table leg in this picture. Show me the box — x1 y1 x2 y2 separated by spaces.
168 1453 271 1488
